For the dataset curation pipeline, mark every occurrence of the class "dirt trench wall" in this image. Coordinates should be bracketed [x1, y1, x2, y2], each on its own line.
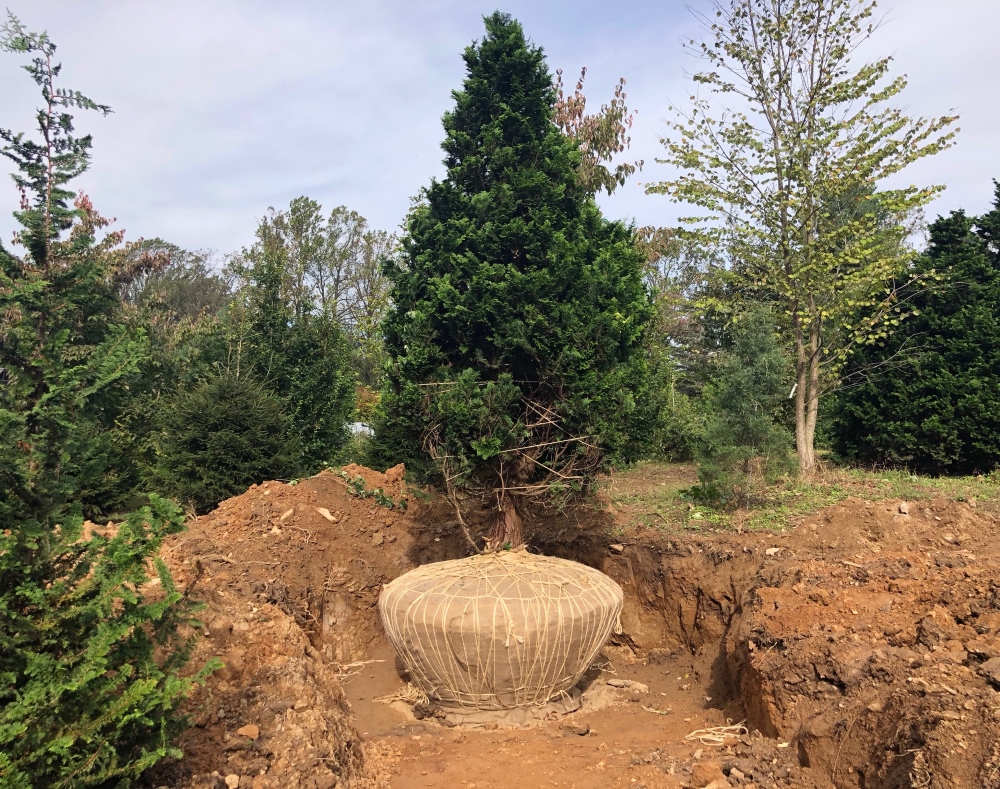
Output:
[586, 500, 1000, 789]
[601, 544, 758, 653]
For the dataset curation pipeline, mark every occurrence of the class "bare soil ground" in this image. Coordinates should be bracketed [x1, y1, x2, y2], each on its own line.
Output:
[148, 464, 1000, 789]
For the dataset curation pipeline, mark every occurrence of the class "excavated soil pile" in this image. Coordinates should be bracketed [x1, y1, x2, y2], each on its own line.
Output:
[155, 466, 1000, 789]
[151, 464, 434, 788]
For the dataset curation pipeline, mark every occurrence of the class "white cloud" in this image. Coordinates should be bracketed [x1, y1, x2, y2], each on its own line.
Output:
[0, 0, 996, 255]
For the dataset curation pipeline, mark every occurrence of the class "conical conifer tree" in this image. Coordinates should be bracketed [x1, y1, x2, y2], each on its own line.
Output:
[376, 12, 650, 548]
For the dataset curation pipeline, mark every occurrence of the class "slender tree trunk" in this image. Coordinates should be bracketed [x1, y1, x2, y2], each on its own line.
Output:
[803, 316, 822, 471]
[487, 493, 524, 550]
[794, 312, 822, 476]
[793, 315, 814, 475]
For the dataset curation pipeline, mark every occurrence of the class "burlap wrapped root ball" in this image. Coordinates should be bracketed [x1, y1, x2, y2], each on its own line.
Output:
[378, 551, 623, 710]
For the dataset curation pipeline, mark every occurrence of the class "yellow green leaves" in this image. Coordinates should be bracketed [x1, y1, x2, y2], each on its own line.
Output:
[648, 0, 957, 472]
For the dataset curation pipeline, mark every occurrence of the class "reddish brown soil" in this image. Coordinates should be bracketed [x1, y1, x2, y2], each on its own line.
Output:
[151, 467, 1000, 789]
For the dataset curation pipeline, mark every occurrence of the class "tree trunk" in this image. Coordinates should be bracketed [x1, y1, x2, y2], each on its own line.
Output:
[793, 316, 813, 475]
[487, 493, 524, 550]
[804, 317, 822, 471]
[794, 314, 821, 477]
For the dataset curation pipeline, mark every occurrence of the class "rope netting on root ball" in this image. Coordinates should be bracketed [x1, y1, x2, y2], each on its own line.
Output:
[378, 551, 623, 716]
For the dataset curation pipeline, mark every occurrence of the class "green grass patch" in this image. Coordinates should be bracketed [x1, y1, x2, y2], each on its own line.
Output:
[606, 461, 1000, 535]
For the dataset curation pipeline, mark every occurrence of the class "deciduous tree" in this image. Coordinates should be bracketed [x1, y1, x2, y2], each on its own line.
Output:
[553, 67, 642, 196]
[648, 0, 958, 474]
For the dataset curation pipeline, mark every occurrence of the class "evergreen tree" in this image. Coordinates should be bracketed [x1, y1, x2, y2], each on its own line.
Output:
[694, 307, 795, 507]
[834, 184, 1000, 474]
[0, 15, 132, 525]
[374, 13, 650, 548]
[107, 242, 233, 511]
[0, 16, 212, 784]
[151, 375, 299, 513]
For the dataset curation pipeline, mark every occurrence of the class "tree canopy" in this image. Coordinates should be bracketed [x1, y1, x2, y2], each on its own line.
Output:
[648, 0, 958, 474]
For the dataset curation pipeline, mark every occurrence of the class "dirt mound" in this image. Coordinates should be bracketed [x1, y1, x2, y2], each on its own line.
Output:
[727, 498, 1000, 788]
[155, 465, 433, 787]
[169, 465, 428, 662]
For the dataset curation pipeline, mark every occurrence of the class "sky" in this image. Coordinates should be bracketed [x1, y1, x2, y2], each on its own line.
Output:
[1, 0, 998, 256]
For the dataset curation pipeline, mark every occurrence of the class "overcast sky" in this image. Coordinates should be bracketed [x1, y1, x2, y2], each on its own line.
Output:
[1, 0, 997, 255]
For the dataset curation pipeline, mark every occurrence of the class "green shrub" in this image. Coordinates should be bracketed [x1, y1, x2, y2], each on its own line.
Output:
[0, 17, 217, 785]
[623, 341, 704, 463]
[231, 200, 357, 472]
[693, 308, 794, 507]
[0, 497, 216, 788]
[151, 375, 299, 512]
[834, 184, 1000, 475]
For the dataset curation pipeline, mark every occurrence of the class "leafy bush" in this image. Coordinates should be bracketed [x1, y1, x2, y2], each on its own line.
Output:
[152, 374, 299, 513]
[834, 185, 1000, 475]
[0, 498, 216, 788]
[623, 341, 704, 463]
[231, 206, 357, 472]
[693, 308, 794, 507]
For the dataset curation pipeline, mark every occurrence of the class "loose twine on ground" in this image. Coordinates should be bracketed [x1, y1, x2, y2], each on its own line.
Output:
[684, 722, 749, 745]
[375, 683, 429, 706]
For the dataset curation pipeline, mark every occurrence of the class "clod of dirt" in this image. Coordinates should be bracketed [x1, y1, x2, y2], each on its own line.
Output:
[691, 759, 726, 786]
[608, 679, 650, 694]
[979, 656, 1000, 686]
[559, 721, 591, 736]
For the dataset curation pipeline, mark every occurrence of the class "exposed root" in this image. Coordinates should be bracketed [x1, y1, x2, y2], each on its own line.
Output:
[333, 659, 386, 680]
[909, 749, 932, 788]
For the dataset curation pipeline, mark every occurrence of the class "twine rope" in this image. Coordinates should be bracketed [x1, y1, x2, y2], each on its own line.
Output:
[379, 553, 623, 710]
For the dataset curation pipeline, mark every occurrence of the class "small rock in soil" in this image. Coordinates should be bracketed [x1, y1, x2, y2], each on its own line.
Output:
[691, 760, 726, 786]
[560, 721, 590, 736]
[607, 678, 649, 693]
[977, 656, 1000, 686]
[236, 724, 259, 740]
[315, 507, 337, 522]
